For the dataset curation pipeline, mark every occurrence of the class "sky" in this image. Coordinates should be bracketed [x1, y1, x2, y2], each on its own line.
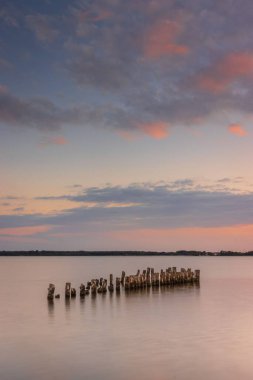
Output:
[1, 0, 253, 251]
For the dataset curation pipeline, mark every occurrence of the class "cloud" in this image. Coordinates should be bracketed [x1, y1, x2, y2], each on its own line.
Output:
[26, 14, 59, 43]
[12, 207, 25, 212]
[0, 84, 198, 139]
[3, 180, 253, 249]
[136, 121, 169, 139]
[39, 136, 69, 146]
[32, 181, 253, 230]
[0, 225, 51, 236]
[196, 53, 253, 93]
[228, 123, 247, 137]
[0, 86, 82, 131]
[3, 0, 253, 139]
[69, 51, 132, 90]
[143, 19, 189, 59]
[73, 8, 112, 37]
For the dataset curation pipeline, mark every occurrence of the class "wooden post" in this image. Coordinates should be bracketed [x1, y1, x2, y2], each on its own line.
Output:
[65, 282, 71, 298]
[121, 271, 125, 286]
[91, 280, 97, 295]
[125, 276, 130, 290]
[80, 283, 86, 298]
[102, 279, 107, 293]
[108, 274, 114, 292]
[116, 277, 121, 292]
[47, 283, 55, 300]
[71, 287, 76, 298]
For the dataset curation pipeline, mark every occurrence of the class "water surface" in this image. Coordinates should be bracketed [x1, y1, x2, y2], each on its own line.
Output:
[0, 256, 253, 380]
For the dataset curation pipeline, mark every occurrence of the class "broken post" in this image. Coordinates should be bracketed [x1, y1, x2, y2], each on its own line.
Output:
[47, 283, 55, 300]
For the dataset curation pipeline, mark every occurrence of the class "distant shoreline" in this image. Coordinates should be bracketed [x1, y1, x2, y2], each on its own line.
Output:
[0, 251, 253, 256]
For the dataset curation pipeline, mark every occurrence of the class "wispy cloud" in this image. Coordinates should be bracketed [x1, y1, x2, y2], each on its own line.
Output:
[0, 225, 51, 236]
[228, 123, 247, 137]
[39, 136, 69, 146]
[2, 179, 253, 248]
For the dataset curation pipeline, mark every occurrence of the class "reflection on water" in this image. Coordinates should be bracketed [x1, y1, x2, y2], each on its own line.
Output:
[0, 256, 253, 380]
[47, 299, 54, 319]
[64, 297, 71, 313]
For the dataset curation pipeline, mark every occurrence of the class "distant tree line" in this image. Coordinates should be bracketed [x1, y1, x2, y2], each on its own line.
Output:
[0, 250, 253, 256]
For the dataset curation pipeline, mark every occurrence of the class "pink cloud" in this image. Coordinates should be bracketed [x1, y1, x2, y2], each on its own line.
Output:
[137, 121, 169, 139]
[39, 136, 69, 146]
[197, 53, 253, 93]
[228, 123, 247, 137]
[143, 19, 189, 59]
[0, 225, 51, 236]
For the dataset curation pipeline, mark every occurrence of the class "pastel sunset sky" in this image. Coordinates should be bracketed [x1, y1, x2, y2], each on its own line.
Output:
[1, 0, 253, 251]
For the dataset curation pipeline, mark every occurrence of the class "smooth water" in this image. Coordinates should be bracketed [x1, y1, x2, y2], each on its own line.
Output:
[0, 256, 253, 380]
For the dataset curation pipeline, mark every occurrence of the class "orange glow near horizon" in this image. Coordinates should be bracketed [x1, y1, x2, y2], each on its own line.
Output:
[0, 225, 51, 236]
[2, 223, 253, 250]
[109, 224, 253, 251]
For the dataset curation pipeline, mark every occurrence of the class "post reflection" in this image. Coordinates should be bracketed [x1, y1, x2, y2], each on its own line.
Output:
[65, 297, 71, 313]
[47, 299, 54, 319]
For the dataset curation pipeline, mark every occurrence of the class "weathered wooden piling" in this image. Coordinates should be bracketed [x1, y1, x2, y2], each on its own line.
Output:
[116, 277, 121, 292]
[80, 283, 86, 298]
[91, 280, 97, 295]
[147, 268, 151, 287]
[121, 271, 125, 285]
[97, 278, 107, 293]
[108, 274, 114, 292]
[48, 265, 200, 301]
[102, 279, 107, 293]
[65, 282, 71, 298]
[47, 283, 55, 300]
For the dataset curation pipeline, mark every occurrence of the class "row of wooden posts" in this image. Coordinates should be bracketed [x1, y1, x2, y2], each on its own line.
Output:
[47, 267, 200, 300]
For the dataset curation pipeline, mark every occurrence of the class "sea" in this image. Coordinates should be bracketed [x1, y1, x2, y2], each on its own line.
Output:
[0, 256, 253, 380]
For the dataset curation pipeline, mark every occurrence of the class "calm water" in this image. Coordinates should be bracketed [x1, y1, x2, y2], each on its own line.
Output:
[0, 256, 253, 380]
